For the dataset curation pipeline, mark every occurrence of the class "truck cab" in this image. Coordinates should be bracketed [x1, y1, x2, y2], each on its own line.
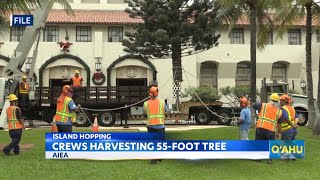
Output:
[261, 78, 312, 126]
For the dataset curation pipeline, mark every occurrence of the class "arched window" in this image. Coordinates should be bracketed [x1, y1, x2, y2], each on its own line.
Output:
[200, 62, 217, 88]
[235, 62, 250, 86]
[272, 62, 287, 82]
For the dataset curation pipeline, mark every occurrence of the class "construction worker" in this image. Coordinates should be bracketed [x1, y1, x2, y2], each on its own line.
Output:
[70, 70, 83, 100]
[278, 94, 299, 160]
[3, 94, 25, 155]
[237, 96, 251, 140]
[143, 85, 166, 165]
[18, 75, 35, 127]
[253, 93, 282, 164]
[53, 85, 80, 132]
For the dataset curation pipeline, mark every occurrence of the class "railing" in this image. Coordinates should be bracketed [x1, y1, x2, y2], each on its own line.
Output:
[36, 86, 149, 106]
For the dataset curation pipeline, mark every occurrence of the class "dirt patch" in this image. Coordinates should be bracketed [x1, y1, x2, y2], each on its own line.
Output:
[0, 144, 37, 151]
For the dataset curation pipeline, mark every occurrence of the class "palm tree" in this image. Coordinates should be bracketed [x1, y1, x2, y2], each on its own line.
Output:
[274, 0, 320, 133]
[0, 0, 73, 34]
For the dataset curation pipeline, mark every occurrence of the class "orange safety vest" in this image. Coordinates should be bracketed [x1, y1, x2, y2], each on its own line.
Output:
[6, 106, 23, 130]
[256, 103, 282, 132]
[54, 96, 76, 123]
[143, 99, 165, 126]
[19, 81, 29, 94]
[72, 76, 82, 87]
[281, 105, 296, 132]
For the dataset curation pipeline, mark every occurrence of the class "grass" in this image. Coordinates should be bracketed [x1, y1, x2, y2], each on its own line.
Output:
[0, 127, 319, 180]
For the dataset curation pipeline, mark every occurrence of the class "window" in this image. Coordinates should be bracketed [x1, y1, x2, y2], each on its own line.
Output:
[235, 62, 250, 86]
[81, 0, 100, 3]
[10, 27, 25, 42]
[316, 30, 320, 42]
[107, 0, 125, 4]
[76, 26, 92, 42]
[43, 26, 59, 42]
[231, 28, 244, 44]
[200, 62, 218, 88]
[272, 62, 287, 82]
[108, 26, 123, 42]
[288, 29, 301, 45]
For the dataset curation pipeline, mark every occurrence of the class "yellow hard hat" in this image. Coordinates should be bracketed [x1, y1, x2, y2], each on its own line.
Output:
[8, 94, 18, 101]
[75, 70, 79, 74]
[22, 76, 27, 79]
[270, 93, 280, 102]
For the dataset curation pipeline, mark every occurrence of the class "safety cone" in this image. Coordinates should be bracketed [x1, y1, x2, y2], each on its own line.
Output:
[51, 119, 58, 132]
[92, 116, 99, 132]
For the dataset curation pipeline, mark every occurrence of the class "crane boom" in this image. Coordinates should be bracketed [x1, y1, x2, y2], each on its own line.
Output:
[0, 0, 55, 130]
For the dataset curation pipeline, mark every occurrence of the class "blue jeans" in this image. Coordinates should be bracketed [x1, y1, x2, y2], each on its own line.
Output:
[240, 129, 249, 140]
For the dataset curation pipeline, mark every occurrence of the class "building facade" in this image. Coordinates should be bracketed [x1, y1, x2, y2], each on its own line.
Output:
[0, 0, 319, 105]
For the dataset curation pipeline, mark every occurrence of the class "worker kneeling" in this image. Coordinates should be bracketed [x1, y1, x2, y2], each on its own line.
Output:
[143, 83, 167, 165]
[253, 93, 282, 164]
[53, 85, 80, 132]
[3, 94, 25, 155]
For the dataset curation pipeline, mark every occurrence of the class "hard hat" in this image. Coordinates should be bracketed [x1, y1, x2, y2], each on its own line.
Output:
[148, 80, 158, 87]
[22, 76, 27, 79]
[149, 86, 158, 97]
[270, 93, 280, 102]
[239, 96, 248, 107]
[62, 85, 73, 95]
[8, 94, 18, 101]
[280, 94, 290, 103]
[75, 70, 79, 74]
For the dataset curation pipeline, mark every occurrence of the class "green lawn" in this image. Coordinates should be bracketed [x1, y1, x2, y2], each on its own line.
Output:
[0, 127, 319, 180]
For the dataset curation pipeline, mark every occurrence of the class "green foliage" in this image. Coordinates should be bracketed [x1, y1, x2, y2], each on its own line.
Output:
[220, 86, 260, 106]
[288, 89, 299, 94]
[123, 0, 222, 81]
[181, 86, 222, 102]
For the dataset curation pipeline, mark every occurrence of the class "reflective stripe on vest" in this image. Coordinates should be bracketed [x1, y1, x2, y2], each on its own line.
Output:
[281, 105, 296, 132]
[19, 82, 29, 94]
[256, 103, 281, 132]
[54, 96, 76, 123]
[144, 99, 165, 126]
[6, 106, 23, 130]
[72, 76, 82, 87]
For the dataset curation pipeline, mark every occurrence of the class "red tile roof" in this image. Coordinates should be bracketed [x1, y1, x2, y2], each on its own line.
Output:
[47, 10, 142, 24]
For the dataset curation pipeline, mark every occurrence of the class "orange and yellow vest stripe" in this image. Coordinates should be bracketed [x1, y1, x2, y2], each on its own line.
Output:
[7, 106, 23, 130]
[143, 99, 165, 126]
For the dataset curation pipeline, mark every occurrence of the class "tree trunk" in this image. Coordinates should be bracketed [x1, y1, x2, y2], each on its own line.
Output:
[249, 0, 257, 128]
[305, 3, 317, 129]
[172, 41, 182, 83]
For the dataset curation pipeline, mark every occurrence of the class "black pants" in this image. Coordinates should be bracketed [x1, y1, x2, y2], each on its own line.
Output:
[3, 129, 23, 154]
[18, 94, 29, 108]
[147, 126, 165, 162]
[255, 128, 275, 140]
[57, 124, 73, 132]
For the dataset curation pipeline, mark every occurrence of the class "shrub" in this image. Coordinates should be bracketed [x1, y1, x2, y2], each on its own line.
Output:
[220, 86, 260, 107]
[181, 86, 222, 102]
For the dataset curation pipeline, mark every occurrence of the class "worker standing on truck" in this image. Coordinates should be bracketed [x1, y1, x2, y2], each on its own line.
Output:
[143, 85, 166, 165]
[253, 93, 282, 164]
[3, 94, 25, 155]
[237, 96, 251, 140]
[53, 85, 79, 132]
[278, 94, 299, 160]
[70, 70, 83, 100]
[18, 75, 35, 128]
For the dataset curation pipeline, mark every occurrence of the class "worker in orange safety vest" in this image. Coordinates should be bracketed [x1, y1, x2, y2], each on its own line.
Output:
[252, 93, 282, 164]
[53, 85, 80, 132]
[18, 75, 29, 109]
[70, 70, 83, 100]
[3, 94, 25, 155]
[143, 83, 167, 165]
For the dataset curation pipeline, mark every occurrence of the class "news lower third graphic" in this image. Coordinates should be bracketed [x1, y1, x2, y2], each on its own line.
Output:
[45, 133, 305, 160]
[10, 15, 34, 26]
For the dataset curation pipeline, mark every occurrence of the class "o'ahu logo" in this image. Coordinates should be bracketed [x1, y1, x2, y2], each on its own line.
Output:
[270, 140, 304, 159]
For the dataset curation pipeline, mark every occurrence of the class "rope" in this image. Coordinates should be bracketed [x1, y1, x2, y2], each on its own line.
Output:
[81, 97, 150, 112]
[182, 67, 235, 120]
[80, 67, 179, 112]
